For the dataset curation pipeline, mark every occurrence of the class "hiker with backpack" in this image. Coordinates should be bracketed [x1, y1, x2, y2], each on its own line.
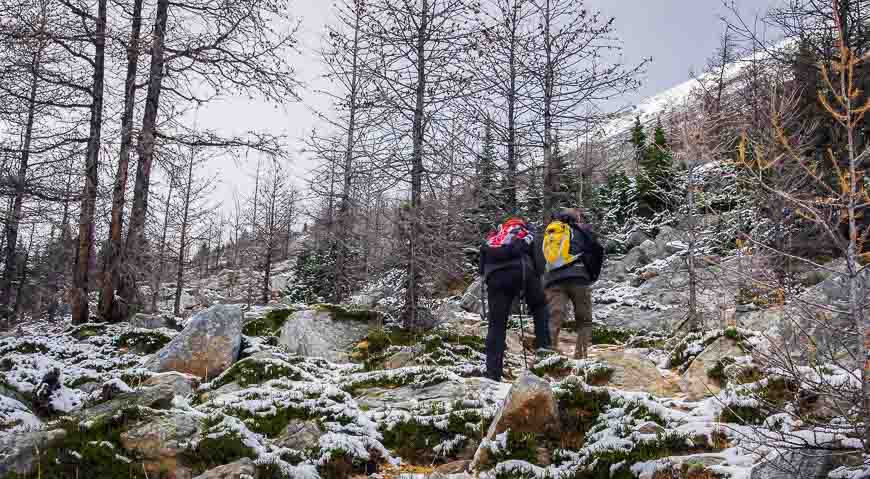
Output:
[540, 208, 605, 359]
[479, 217, 551, 381]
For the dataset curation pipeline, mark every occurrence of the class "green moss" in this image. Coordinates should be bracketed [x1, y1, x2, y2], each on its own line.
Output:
[243, 308, 296, 337]
[182, 419, 256, 472]
[0, 339, 49, 355]
[719, 405, 766, 425]
[69, 323, 109, 341]
[115, 330, 172, 354]
[555, 380, 610, 449]
[582, 432, 696, 479]
[591, 326, 634, 345]
[313, 303, 381, 323]
[210, 357, 303, 390]
[705, 357, 736, 386]
[381, 408, 481, 462]
[36, 407, 148, 479]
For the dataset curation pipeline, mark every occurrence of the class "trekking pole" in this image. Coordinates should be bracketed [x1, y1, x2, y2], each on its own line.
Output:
[479, 278, 488, 323]
[518, 258, 530, 370]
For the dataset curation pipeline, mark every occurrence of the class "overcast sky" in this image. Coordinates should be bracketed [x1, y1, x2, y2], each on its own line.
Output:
[198, 0, 777, 216]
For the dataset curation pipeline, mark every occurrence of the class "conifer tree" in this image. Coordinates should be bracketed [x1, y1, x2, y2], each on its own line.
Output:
[468, 121, 502, 235]
[522, 161, 544, 224]
[629, 116, 647, 170]
[637, 119, 674, 216]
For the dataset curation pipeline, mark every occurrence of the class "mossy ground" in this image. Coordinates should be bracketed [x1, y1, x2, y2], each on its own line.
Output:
[313, 303, 382, 323]
[115, 330, 173, 354]
[209, 356, 303, 390]
[381, 407, 482, 462]
[243, 308, 296, 337]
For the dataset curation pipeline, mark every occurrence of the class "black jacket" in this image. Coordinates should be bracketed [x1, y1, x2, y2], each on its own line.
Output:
[480, 238, 534, 278]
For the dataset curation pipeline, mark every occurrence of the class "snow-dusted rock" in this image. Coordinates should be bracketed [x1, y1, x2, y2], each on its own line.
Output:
[142, 371, 200, 398]
[278, 308, 373, 363]
[594, 349, 681, 397]
[192, 458, 257, 479]
[130, 313, 171, 330]
[679, 337, 745, 401]
[120, 410, 202, 478]
[470, 372, 560, 471]
[0, 429, 65, 477]
[654, 226, 680, 256]
[275, 419, 324, 451]
[75, 383, 175, 423]
[622, 246, 651, 272]
[750, 449, 840, 479]
[146, 305, 244, 380]
[460, 277, 484, 314]
[383, 349, 418, 370]
[357, 376, 502, 412]
[639, 239, 658, 258]
[0, 394, 41, 432]
[627, 231, 651, 248]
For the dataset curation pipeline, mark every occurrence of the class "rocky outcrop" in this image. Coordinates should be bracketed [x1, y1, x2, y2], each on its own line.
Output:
[278, 307, 374, 363]
[75, 384, 175, 423]
[0, 429, 66, 477]
[470, 372, 560, 471]
[275, 419, 324, 451]
[750, 449, 857, 479]
[120, 410, 202, 478]
[357, 376, 502, 412]
[595, 349, 682, 397]
[192, 458, 258, 479]
[680, 337, 746, 400]
[627, 231, 651, 248]
[130, 313, 173, 330]
[460, 277, 484, 314]
[146, 305, 244, 380]
[142, 371, 200, 398]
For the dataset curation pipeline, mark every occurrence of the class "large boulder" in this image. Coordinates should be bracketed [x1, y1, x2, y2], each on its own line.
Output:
[622, 246, 651, 272]
[679, 337, 746, 401]
[357, 376, 503, 412]
[654, 226, 680, 256]
[75, 383, 175, 423]
[120, 410, 202, 478]
[594, 349, 682, 397]
[0, 429, 66, 477]
[146, 305, 244, 380]
[192, 458, 258, 479]
[470, 372, 561, 471]
[460, 277, 484, 314]
[142, 372, 200, 398]
[278, 307, 377, 363]
[750, 449, 859, 479]
[275, 419, 324, 451]
[626, 231, 651, 248]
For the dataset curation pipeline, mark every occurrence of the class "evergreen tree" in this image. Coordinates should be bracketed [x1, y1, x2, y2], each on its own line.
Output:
[599, 169, 637, 228]
[522, 162, 544, 224]
[467, 121, 502, 236]
[637, 119, 674, 216]
[629, 116, 647, 169]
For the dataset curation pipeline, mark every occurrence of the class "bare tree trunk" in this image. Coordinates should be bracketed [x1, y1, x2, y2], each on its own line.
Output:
[71, 0, 108, 325]
[261, 182, 277, 303]
[505, 0, 520, 212]
[150, 179, 174, 313]
[99, 0, 144, 321]
[174, 155, 194, 316]
[13, 224, 36, 320]
[1, 54, 40, 326]
[334, 7, 362, 303]
[246, 157, 261, 308]
[120, 0, 170, 312]
[404, 0, 428, 330]
[540, 0, 556, 219]
[685, 161, 699, 330]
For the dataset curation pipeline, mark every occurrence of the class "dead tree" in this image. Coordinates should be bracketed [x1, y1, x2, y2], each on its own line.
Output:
[71, 0, 108, 325]
[524, 0, 647, 218]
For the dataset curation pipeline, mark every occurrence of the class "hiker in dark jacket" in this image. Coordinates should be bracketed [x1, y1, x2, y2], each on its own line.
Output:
[480, 218, 551, 381]
[542, 208, 599, 359]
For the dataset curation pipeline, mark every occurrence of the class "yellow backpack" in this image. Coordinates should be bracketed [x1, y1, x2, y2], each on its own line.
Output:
[542, 220, 581, 272]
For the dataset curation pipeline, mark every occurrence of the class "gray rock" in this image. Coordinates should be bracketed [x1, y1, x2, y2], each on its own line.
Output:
[75, 384, 175, 423]
[654, 226, 680, 256]
[750, 450, 840, 479]
[275, 419, 323, 451]
[192, 458, 257, 479]
[434, 300, 465, 324]
[120, 410, 202, 477]
[146, 305, 243, 380]
[0, 429, 66, 477]
[622, 247, 650, 272]
[130, 313, 169, 330]
[470, 372, 560, 471]
[626, 231, 651, 248]
[639, 239, 658, 257]
[680, 337, 747, 400]
[278, 309, 372, 363]
[635, 421, 665, 434]
[357, 376, 502, 412]
[460, 277, 484, 315]
[200, 381, 243, 403]
[142, 372, 200, 398]
[383, 349, 418, 370]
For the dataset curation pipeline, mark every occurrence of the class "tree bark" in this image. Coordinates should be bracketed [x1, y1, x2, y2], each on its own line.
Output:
[150, 179, 174, 313]
[13, 224, 36, 320]
[0, 49, 40, 326]
[540, 0, 556, 220]
[99, 0, 144, 321]
[505, 0, 520, 212]
[120, 0, 170, 313]
[334, 5, 362, 303]
[403, 0, 428, 330]
[71, 0, 108, 325]
[261, 179, 277, 303]
[174, 155, 194, 316]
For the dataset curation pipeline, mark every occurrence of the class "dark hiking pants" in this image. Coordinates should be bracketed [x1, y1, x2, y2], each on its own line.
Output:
[484, 263, 551, 381]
